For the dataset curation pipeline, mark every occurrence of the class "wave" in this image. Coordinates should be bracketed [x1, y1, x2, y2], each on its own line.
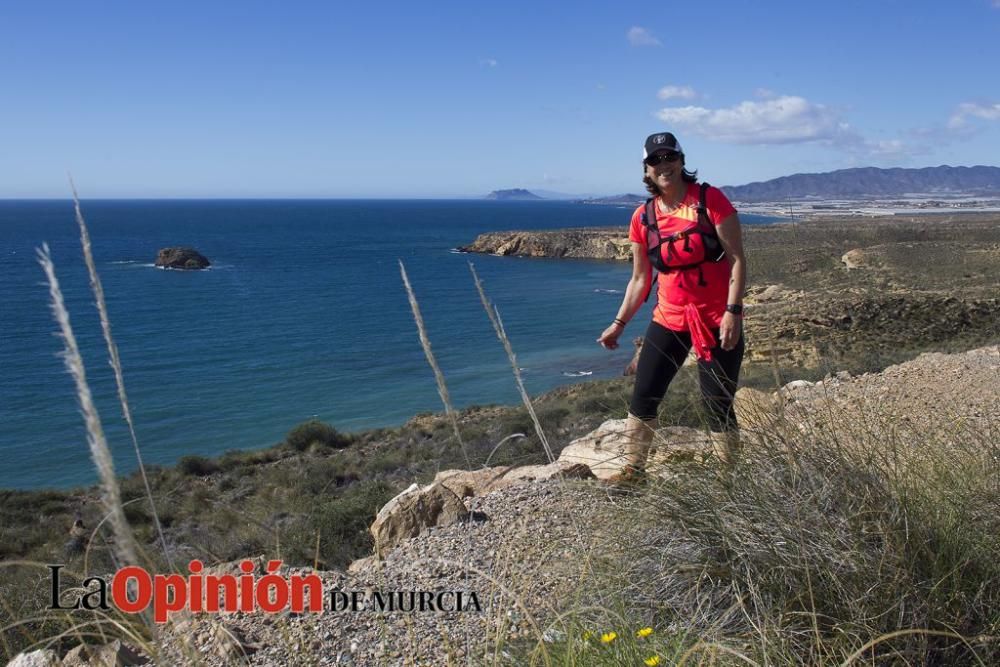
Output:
[594, 288, 622, 294]
[562, 370, 593, 377]
[152, 264, 232, 271]
[155, 265, 215, 271]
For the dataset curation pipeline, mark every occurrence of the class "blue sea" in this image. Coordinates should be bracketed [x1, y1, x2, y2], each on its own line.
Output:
[0, 200, 779, 490]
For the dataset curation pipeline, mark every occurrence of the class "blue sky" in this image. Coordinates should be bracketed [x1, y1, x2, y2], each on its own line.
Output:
[2, 1, 999, 198]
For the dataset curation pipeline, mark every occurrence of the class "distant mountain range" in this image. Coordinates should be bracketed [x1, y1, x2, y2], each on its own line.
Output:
[487, 165, 1000, 205]
[720, 165, 1000, 202]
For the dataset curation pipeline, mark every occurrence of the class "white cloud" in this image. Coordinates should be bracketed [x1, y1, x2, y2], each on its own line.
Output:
[655, 93, 925, 160]
[627, 26, 661, 47]
[657, 85, 696, 100]
[656, 95, 849, 144]
[947, 101, 1000, 128]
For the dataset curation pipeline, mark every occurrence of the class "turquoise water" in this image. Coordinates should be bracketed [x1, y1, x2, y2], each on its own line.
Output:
[0, 200, 777, 489]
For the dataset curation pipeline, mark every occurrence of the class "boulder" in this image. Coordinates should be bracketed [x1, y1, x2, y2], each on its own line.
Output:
[557, 419, 632, 480]
[6, 650, 59, 667]
[155, 247, 211, 270]
[434, 461, 592, 498]
[558, 419, 721, 480]
[370, 482, 468, 557]
[756, 284, 787, 302]
[434, 467, 515, 498]
[841, 248, 866, 270]
[734, 387, 784, 431]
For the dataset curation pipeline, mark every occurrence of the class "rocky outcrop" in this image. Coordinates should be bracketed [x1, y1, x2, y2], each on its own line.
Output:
[155, 247, 211, 270]
[841, 248, 867, 269]
[459, 229, 632, 260]
[369, 482, 468, 557]
[6, 651, 59, 667]
[434, 460, 592, 498]
[557, 419, 720, 480]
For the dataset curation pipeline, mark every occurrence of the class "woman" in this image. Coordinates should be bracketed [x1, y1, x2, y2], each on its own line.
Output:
[597, 131, 746, 481]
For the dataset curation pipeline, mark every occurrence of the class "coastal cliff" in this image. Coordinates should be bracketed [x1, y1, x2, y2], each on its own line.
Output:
[460, 228, 632, 260]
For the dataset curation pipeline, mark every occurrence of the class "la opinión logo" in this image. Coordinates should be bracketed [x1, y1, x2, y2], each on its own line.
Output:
[48, 560, 481, 623]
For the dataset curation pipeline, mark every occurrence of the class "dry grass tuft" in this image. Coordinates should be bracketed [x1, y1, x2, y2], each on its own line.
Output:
[36, 244, 140, 570]
[70, 182, 173, 570]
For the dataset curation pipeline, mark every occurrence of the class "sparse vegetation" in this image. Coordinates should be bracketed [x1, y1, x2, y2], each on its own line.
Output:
[284, 419, 352, 452]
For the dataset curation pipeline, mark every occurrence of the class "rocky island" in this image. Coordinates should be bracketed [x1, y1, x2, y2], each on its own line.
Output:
[155, 246, 211, 270]
[483, 188, 543, 200]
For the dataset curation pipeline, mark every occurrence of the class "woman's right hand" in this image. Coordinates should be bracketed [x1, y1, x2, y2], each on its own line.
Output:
[597, 322, 625, 349]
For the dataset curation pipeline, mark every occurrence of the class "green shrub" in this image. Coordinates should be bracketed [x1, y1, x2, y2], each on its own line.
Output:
[177, 455, 221, 476]
[285, 419, 352, 451]
[284, 480, 398, 567]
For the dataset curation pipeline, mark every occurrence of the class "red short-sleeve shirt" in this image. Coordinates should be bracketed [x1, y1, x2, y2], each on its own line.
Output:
[629, 183, 737, 331]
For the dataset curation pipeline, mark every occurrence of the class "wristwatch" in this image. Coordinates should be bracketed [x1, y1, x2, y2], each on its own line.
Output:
[725, 304, 743, 315]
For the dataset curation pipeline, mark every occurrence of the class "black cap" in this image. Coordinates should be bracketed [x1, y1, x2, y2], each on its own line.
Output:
[643, 132, 683, 159]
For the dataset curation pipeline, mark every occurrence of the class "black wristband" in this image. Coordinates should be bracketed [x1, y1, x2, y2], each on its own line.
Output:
[613, 318, 627, 327]
[725, 304, 743, 315]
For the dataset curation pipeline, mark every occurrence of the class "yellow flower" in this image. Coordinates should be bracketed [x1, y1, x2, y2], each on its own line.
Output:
[636, 627, 654, 638]
[600, 631, 618, 644]
[582, 630, 593, 640]
[644, 656, 661, 666]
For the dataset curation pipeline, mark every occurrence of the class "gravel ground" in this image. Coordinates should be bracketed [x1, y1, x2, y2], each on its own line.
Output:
[154, 481, 640, 666]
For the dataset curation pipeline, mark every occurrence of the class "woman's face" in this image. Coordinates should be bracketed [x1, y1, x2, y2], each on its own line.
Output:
[644, 150, 684, 193]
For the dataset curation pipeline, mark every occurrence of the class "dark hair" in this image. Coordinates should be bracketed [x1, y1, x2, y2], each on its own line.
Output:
[642, 156, 698, 196]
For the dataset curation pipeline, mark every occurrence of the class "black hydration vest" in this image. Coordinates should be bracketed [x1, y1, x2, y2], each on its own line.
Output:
[641, 182, 725, 296]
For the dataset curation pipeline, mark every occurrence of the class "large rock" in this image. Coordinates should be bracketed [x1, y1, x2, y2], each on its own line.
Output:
[733, 387, 785, 433]
[155, 247, 211, 270]
[6, 650, 59, 667]
[840, 248, 866, 270]
[556, 419, 632, 480]
[434, 461, 592, 498]
[370, 482, 468, 557]
[558, 419, 720, 480]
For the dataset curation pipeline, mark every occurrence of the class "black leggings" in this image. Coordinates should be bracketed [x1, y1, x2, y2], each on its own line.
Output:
[628, 320, 745, 432]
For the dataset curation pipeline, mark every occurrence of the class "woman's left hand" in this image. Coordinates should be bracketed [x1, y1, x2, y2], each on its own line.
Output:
[719, 311, 741, 351]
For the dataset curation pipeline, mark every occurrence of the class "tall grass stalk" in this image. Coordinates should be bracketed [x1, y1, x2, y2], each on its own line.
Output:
[398, 260, 471, 469]
[469, 262, 554, 463]
[70, 183, 173, 571]
[36, 244, 140, 569]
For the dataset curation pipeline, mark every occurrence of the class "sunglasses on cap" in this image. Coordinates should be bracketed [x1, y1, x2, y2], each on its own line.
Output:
[644, 151, 682, 167]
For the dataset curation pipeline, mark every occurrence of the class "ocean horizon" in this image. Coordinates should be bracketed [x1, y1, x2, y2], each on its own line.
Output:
[0, 199, 781, 490]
